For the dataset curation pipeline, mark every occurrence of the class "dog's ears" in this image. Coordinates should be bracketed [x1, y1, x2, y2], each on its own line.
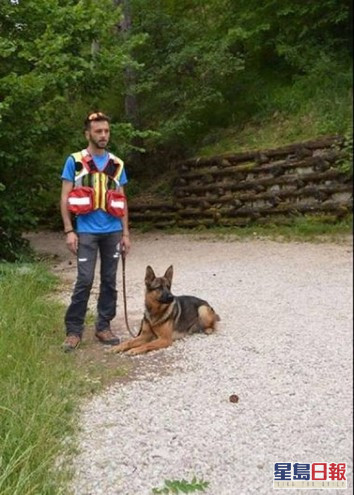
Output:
[145, 265, 156, 285]
[164, 265, 173, 285]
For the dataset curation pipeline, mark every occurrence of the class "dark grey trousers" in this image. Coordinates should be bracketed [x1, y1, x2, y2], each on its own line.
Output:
[65, 232, 122, 336]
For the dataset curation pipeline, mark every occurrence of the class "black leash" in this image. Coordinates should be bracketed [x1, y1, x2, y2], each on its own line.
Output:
[120, 248, 139, 338]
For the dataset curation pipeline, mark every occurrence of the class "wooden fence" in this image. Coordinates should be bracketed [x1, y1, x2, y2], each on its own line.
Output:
[129, 136, 352, 228]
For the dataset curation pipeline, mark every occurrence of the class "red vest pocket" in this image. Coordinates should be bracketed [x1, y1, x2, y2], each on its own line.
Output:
[67, 187, 94, 215]
[106, 190, 126, 217]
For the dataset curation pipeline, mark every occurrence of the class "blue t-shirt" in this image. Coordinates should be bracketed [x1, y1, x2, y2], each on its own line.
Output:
[61, 151, 128, 234]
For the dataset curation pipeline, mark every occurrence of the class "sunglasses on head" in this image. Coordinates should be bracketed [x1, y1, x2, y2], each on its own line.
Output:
[87, 112, 108, 121]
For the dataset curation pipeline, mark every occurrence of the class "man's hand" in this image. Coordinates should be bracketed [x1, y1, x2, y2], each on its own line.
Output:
[121, 234, 131, 255]
[66, 232, 78, 254]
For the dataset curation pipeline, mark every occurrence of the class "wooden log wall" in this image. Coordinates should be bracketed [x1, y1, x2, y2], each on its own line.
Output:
[129, 136, 352, 228]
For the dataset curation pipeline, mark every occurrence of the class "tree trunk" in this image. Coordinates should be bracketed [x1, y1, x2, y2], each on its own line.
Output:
[114, 0, 143, 169]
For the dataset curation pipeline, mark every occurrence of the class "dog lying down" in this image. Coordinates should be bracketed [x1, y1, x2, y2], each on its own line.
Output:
[110, 265, 220, 356]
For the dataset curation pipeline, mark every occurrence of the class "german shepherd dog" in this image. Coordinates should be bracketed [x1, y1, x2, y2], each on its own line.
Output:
[110, 265, 220, 356]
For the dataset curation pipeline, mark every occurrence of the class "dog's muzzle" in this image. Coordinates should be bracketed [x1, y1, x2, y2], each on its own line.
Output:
[159, 291, 174, 304]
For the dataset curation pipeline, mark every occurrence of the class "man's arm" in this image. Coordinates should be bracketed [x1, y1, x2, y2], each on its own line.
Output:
[60, 180, 78, 254]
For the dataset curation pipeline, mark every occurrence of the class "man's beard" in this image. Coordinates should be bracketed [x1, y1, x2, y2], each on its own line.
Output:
[90, 136, 108, 149]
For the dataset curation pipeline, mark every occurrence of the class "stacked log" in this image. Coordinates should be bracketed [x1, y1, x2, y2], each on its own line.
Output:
[128, 136, 352, 228]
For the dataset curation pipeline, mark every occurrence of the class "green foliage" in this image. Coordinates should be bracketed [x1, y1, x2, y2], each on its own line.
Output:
[232, 0, 351, 67]
[0, 261, 128, 493]
[0, 0, 131, 260]
[130, 0, 245, 150]
[199, 61, 352, 157]
[128, 0, 351, 156]
[0, 228, 33, 263]
[0, 264, 72, 494]
[152, 477, 209, 494]
[267, 56, 352, 135]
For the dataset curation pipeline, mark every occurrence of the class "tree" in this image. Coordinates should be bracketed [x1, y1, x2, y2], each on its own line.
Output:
[0, 0, 126, 260]
[129, 0, 245, 158]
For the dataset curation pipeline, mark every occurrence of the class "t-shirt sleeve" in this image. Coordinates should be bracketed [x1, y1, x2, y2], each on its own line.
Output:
[119, 166, 128, 187]
[61, 156, 75, 182]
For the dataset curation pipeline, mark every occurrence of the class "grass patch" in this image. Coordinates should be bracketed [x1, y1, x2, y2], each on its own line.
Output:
[152, 477, 209, 494]
[215, 215, 353, 242]
[0, 263, 126, 494]
[198, 109, 349, 158]
[135, 214, 353, 243]
[198, 60, 352, 157]
[198, 113, 318, 157]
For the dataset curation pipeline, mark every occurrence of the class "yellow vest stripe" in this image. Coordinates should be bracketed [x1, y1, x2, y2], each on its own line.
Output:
[93, 174, 100, 210]
[100, 174, 106, 211]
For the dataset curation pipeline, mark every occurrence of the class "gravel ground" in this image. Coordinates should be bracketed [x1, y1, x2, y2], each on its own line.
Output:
[29, 232, 353, 495]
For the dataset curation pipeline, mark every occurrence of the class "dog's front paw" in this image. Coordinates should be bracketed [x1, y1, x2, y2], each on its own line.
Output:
[108, 344, 124, 354]
[125, 348, 142, 356]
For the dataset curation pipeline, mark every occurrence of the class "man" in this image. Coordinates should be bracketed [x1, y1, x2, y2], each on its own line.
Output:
[60, 111, 131, 352]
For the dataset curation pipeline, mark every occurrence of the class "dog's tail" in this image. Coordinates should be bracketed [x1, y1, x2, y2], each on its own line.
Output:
[209, 305, 221, 321]
[199, 305, 220, 328]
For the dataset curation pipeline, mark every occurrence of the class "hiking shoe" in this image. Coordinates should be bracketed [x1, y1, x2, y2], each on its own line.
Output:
[62, 334, 81, 352]
[95, 329, 120, 345]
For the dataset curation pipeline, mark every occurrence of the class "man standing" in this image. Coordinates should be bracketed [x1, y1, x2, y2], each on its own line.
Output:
[60, 111, 131, 351]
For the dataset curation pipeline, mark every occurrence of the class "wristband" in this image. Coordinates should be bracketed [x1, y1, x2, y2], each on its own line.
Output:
[64, 229, 74, 235]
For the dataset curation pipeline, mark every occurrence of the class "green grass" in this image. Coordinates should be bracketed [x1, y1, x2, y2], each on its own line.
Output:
[0, 263, 115, 495]
[198, 105, 351, 158]
[198, 61, 352, 157]
[198, 112, 326, 157]
[152, 477, 210, 494]
[208, 215, 353, 242]
[134, 214, 352, 242]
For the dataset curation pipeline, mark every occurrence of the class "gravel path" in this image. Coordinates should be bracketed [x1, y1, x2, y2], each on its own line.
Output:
[29, 232, 353, 494]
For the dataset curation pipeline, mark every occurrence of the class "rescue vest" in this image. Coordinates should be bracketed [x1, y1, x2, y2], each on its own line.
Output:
[67, 149, 126, 217]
